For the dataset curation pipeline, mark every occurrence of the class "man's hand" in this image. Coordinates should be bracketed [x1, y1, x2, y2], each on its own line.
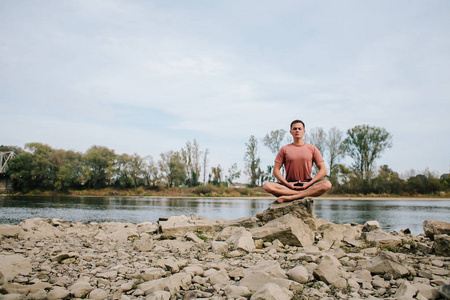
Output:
[287, 181, 310, 190]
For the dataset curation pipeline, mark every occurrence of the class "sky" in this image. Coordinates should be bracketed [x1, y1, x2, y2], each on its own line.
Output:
[1, 0, 449, 181]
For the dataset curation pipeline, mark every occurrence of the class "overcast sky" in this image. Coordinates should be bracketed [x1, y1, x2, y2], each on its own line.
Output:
[1, 0, 449, 181]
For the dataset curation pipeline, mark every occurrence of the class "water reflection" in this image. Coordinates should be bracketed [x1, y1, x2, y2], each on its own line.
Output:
[0, 196, 448, 234]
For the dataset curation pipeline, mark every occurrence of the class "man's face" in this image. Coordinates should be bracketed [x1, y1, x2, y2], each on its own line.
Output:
[290, 122, 305, 138]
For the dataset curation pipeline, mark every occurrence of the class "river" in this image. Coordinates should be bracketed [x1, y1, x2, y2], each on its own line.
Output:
[0, 196, 449, 234]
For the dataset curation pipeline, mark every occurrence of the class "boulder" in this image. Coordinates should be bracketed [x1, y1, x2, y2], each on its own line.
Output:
[68, 281, 94, 298]
[318, 223, 362, 248]
[395, 281, 419, 299]
[251, 214, 314, 247]
[0, 255, 32, 281]
[47, 287, 70, 300]
[362, 229, 402, 248]
[138, 273, 192, 295]
[225, 228, 255, 252]
[365, 252, 410, 279]
[211, 241, 229, 254]
[287, 265, 310, 283]
[250, 282, 294, 300]
[313, 255, 342, 284]
[18, 218, 64, 239]
[363, 220, 380, 232]
[224, 284, 252, 298]
[423, 220, 450, 239]
[159, 215, 232, 238]
[0, 225, 25, 238]
[433, 234, 450, 257]
[240, 261, 293, 292]
[256, 197, 316, 230]
[136, 222, 159, 234]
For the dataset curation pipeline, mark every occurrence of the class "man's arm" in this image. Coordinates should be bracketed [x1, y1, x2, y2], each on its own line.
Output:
[272, 162, 301, 190]
[301, 161, 327, 189]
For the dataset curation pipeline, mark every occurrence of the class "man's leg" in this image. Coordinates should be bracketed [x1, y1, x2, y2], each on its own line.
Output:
[264, 180, 332, 203]
[263, 182, 298, 197]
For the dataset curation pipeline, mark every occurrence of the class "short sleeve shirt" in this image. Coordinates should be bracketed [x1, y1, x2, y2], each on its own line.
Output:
[275, 143, 324, 182]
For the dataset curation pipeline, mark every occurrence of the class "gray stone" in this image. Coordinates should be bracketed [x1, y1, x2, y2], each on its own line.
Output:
[0, 225, 25, 238]
[224, 285, 252, 298]
[363, 220, 380, 232]
[145, 291, 171, 300]
[226, 228, 255, 252]
[287, 265, 310, 283]
[211, 241, 229, 254]
[423, 220, 450, 239]
[433, 234, 450, 257]
[256, 197, 316, 230]
[250, 282, 293, 300]
[251, 214, 314, 247]
[365, 252, 410, 279]
[88, 288, 108, 299]
[362, 229, 402, 248]
[0, 255, 32, 281]
[68, 281, 94, 298]
[313, 255, 342, 284]
[47, 287, 70, 300]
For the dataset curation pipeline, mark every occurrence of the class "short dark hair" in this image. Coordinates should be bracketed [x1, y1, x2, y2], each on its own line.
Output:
[290, 120, 305, 130]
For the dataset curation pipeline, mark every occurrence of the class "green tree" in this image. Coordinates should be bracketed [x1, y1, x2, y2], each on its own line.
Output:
[406, 170, 441, 194]
[115, 153, 133, 188]
[25, 143, 55, 189]
[181, 140, 202, 187]
[225, 163, 241, 186]
[159, 151, 186, 187]
[143, 155, 159, 187]
[244, 135, 261, 187]
[84, 146, 116, 188]
[0, 145, 24, 156]
[7, 152, 34, 192]
[372, 165, 403, 194]
[210, 165, 222, 186]
[129, 153, 144, 188]
[55, 150, 84, 191]
[343, 125, 393, 183]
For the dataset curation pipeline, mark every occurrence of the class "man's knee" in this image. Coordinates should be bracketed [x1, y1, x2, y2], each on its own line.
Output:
[320, 180, 332, 192]
[263, 182, 274, 192]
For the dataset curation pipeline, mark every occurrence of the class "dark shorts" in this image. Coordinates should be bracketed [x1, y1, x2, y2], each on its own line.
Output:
[278, 179, 319, 189]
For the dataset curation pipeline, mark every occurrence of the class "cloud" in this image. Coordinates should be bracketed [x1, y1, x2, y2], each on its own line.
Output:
[1, 0, 449, 178]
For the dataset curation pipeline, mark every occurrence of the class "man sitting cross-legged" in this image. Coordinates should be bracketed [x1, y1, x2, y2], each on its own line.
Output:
[263, 119, 332, 203]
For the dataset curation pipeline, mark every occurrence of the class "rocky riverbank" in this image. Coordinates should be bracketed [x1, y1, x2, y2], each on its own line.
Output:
[0, 198, 449, 300]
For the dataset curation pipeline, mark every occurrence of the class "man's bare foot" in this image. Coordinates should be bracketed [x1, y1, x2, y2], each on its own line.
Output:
[277, 195, 304, 203]
[277, 195, 292, 203]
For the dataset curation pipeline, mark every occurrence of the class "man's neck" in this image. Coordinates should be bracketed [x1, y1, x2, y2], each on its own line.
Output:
[292, 138, 305, 146]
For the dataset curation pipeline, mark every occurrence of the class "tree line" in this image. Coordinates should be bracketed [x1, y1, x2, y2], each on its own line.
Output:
[1, 124, 448, 195]
[0, 140, 240, 193]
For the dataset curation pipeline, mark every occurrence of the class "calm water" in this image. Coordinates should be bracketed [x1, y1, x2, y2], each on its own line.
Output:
[0, 196, 448, 234]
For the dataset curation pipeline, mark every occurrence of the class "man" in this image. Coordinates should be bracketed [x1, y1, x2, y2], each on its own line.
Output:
[263, 120, 332, 203]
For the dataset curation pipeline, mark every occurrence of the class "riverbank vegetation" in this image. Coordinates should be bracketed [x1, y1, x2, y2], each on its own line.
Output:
[1, 124, 449, 197]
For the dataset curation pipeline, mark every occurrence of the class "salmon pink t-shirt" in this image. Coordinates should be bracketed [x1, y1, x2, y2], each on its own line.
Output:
[275, 143, 324, 182]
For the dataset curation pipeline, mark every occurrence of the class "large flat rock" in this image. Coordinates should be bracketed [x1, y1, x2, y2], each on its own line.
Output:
[256, 197, 316, 230]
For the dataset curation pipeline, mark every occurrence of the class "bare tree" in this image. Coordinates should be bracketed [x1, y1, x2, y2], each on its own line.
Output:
[244, 135, 261, 187]
[263, 129, 286, 155]
[202, 148, 209, 185]
[326, 127, 345, 184]
[306, 127, 327, 155]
